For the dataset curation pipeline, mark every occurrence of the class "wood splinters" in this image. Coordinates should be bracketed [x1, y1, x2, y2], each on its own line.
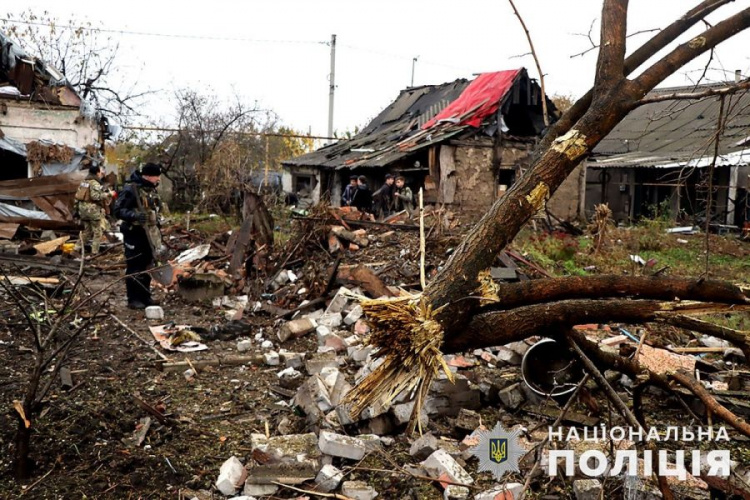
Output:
[13, 400, 30, 429]
[551, 129, 587, 159]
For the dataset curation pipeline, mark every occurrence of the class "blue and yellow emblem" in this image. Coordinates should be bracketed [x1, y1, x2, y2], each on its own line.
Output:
[489, 438, 508, 464]
[471, 423, 524, 480]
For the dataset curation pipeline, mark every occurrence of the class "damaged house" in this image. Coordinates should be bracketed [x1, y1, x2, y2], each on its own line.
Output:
[283, 68, 563, 217]
[578, 82, 750, 226]
[0, 31, 108, 231]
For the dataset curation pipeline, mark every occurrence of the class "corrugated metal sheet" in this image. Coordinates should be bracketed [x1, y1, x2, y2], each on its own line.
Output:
[591, 83, 750, 168]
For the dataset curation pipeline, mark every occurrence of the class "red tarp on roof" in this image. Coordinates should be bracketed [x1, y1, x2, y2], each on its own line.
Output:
[422, 69, 521, 129]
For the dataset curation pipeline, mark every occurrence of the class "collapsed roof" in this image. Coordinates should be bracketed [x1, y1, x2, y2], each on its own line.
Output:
[284, 68, 555, 170]
[590, 83, 750, 169]
[0, 31, 85, 108]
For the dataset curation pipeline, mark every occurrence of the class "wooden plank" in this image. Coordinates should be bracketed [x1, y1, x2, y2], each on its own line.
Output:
[0, 171, 85, 198]
[0, 223, 19, 239]
[30, 196, 67, 222]
[160, 355, 264, 373]
[51, 198, 73, 220]
[438, 145, 457, 204]
[228, 215, 254, 278]
[0, 215, 78, 230]
[1, 276, 61, 285]
[33, 236, 70, 255]
[498, 251, 529, 281]
[672, 347, 728, 353]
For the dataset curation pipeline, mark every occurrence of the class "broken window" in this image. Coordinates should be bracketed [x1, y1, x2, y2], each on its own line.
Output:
[497, 169, 516, 197]
[293, 174, 315, 196]
[0, 148, 28, 181]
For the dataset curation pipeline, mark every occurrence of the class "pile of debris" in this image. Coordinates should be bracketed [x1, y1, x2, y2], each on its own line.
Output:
[172, 275, 750, 500]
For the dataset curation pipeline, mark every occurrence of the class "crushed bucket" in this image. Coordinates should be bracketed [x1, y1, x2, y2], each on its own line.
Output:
[521, 338, 585, 397]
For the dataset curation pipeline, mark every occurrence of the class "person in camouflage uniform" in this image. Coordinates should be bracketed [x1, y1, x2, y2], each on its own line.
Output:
[74, 166, 112, 254]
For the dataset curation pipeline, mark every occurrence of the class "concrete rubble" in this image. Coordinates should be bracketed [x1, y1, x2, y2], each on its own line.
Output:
[215, 456, 247, 496]
[203, 279, 728, 500]
[315, 464, 344, 492]
[573, 479, 603, 500]
[341, 480, 379, 500]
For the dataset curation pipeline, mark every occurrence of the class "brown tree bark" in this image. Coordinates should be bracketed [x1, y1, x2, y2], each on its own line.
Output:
[537, 0, 736, 154]
[481, 275, 750, 311]
[565, 327, 750, 438]
[444, 298, 746, 353]
[424, 6, 750, 339]
[350, 1, 750, 439]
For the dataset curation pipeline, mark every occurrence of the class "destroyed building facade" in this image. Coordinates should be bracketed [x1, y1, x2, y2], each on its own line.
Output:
[0, 31, 108, 228]
[574, 83, 750, 226]
[283, 68, 564, 218]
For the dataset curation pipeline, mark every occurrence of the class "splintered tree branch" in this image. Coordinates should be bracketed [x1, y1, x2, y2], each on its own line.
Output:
[670, 371, 750, 436]
[507, 0, 549, 126]
[566, 327, 750, 438]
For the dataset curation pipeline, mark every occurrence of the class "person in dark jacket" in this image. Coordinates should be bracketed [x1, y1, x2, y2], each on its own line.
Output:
[113, 163, 163, 309]
[351, 175, 372, 213]
[372, 173, 395, 219]
[341, 175, 358, 206]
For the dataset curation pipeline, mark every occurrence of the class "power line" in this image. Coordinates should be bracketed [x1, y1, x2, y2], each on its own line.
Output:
[1, 17, 473, 72]
[0, 18, 327, 46]
[123, 125, 336, 141]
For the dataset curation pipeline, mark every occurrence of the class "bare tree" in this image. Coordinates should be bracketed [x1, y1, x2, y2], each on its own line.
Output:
[1, 257, 109, 479]
[346, 5, 750, 495]
[129, 89, 315, 212]
[2, 10, 149, 121]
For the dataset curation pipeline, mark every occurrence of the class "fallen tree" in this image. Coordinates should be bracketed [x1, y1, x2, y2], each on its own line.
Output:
[344, 0, 750, 466]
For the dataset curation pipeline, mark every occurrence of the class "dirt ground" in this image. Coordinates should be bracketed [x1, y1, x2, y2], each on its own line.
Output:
[1, 217, 749, 499]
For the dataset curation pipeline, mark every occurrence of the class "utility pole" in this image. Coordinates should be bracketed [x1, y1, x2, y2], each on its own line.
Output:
[411, 57, 418, 87]
[264, 134, 269, 190]
[327, 34, 337, 141]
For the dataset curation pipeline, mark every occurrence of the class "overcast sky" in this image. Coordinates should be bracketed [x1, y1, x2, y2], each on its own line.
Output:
[6, 1, 750, 136]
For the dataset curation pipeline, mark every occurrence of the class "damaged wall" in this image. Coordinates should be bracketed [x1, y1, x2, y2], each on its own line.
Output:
[0, 100, 99, 149]
[283, 166, 322, 205]
[452, 144, 495, 211]
[547, 163, 585, 221]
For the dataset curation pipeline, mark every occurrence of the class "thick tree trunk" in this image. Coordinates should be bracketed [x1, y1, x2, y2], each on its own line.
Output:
[446, 299, 674, 352]
[424, 6, 750, 340]
[14, 420, 31, 480]
[425, 90, 637, 334]
[481, 275, 750, 311]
